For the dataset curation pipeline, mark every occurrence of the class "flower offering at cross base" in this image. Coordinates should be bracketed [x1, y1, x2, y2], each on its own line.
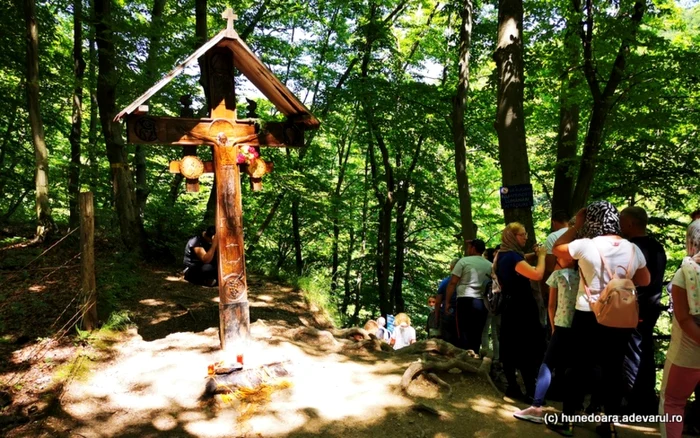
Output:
[237, 145, 260, 165]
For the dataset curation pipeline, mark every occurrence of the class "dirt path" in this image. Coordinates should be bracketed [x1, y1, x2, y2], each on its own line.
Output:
[2, 265, 667, 437]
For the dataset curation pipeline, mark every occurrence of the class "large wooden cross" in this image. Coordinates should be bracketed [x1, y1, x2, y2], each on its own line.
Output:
[118, 8, 315, 352]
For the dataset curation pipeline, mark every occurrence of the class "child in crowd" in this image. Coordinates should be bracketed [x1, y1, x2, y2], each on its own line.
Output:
[426, 295, 440, 338]
[390, 313, 416, 350]
[376, 316, 390, 342]
[514, 256, 578, 423]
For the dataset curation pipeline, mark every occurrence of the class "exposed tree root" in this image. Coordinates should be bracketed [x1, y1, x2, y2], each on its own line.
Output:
[425, 372, 452, 398]
[412, 401, 441, 416]
[400, 358, 480, 393]
[329, 327, 372, 340]
[394, 338, 479, 360]
[284, 326, 393, 353]
[342, 337, 393, 353]
[399, 340, 500, 397]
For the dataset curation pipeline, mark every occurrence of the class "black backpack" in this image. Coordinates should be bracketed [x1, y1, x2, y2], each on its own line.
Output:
[483, 253, 504, 315]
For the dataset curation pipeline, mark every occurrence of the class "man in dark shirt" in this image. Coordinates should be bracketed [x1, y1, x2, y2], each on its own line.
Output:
[183, 226, 219, 287]
[621, 206, 667, 414]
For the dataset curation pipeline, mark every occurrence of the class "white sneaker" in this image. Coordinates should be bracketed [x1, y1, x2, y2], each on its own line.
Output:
[513, 406, 544, 424]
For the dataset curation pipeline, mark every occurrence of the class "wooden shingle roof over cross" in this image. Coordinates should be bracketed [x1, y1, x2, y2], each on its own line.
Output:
[113, 8, 320, 351]
[115, 9, 319, 130]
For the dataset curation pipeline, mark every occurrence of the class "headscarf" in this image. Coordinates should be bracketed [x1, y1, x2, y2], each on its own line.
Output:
[581, 200, 621, 238]
[500, 222, 525, 255]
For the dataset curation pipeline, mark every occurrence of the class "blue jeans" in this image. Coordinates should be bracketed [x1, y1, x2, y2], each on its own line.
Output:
[533, 326, 573, 407]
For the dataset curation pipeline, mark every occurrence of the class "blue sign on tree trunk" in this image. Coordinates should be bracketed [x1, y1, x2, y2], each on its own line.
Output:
[500, 184, 534, 209]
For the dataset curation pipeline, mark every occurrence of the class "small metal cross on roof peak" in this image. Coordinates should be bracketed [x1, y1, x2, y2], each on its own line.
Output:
[222, 7, 238, 32]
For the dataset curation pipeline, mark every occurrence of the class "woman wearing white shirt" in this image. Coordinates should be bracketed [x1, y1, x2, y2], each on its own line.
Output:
[659, 220, 700, 438]
[551, 201, 650, 437]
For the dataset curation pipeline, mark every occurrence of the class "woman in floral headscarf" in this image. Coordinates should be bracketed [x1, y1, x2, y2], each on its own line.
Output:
[496, 222, 547, 402]
[551, 201, 650, 437]
[659, 220, 700, 438]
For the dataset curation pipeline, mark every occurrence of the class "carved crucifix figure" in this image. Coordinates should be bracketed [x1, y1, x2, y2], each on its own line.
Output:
[117, 8, 318, 351]
[128, 52, 287, 350]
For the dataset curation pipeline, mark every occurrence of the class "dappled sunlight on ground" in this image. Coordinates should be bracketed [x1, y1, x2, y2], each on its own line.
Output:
[139, 298, 167, 306]
[2, 267, 667, 437]
[52, 326, 416, 437]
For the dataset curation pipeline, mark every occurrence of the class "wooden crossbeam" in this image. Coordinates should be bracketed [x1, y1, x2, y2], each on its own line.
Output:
[124, 115, 304, 148]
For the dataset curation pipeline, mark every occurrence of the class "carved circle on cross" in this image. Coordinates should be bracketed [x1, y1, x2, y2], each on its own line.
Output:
[222, 272, 246, 302]
[134, 117, 158, 142]
[179, 155, 205, 179]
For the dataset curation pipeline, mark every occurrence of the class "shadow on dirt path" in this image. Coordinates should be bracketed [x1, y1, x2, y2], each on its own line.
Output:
[1, 264, 669, 437]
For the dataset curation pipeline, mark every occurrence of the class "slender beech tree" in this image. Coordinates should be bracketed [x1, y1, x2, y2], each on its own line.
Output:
[94, 0, 144, 251]
[87, 2, 99, 195]
[68, 0, 86, 230]
[24, 0, 55, 240]
[361, 3, 393, 317]
[331, 126, 354, 293]
[390, 135, 423, 313]
[451, 0, 476, 247]
[569, 0, 645, 211]
[550, 11, 581, 219]
[493, 0, 535, 245]
[135, 0, 167, 216]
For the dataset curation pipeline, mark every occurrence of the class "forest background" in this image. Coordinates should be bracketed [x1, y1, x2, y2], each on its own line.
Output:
[1, 0, 699, 349]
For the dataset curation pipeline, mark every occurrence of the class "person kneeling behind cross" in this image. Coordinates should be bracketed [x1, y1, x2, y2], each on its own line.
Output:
[183, 226, 219, 287]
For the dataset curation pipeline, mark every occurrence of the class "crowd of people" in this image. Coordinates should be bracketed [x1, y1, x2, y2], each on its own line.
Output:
[183, 203, 699, 437]
[422, 202, 699, 438]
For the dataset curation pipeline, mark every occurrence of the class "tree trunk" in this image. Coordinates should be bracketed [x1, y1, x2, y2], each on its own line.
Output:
[452, 0, 476, 249]
[195, 0, 218, 226]
[24, 0, 55, 241]
[390, 135, 422, 314]
[291, 197, 303, 276]
[360, 7, 395, 316]
[570, 101, 608, 210]
[247, 192, 284, 254]
[0, 109, 19, 200]
[550, 16, 581, 219]
[493, 0, 535, 246]
[569, 0, 645, 211]
[87, 15, 98, 195]
[171, 0, 205, 207]
[341, 227, 356, 316]
[94, 0, 144, 252]
[344, 154, 370, 318]
[135, 0, 167, 216]
[376, 188, 393, 316]
[80, 192, 97, 330]
[195, 0, 208, 106]
[134, 150, 147, 217]
[366, 124, 394, 317]
[551, 87, 580, 216]
[332, 218, 340, 292]
[1, 188, 31, 221]
[391, 195, 406, 313]
[331, 131, 353, 293]
[69, 0, 86, 230]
